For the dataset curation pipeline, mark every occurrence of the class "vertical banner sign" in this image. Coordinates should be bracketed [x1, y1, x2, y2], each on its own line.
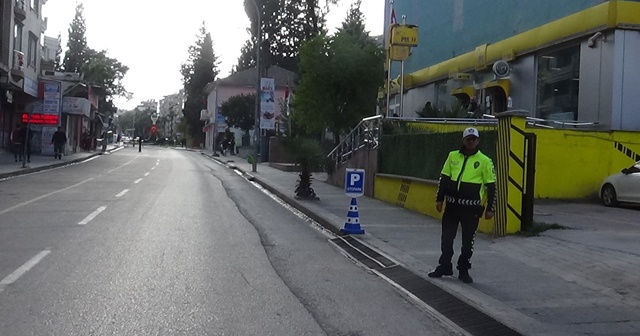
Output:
[41, 82, 61, 155]
[259, 78, 275, 130]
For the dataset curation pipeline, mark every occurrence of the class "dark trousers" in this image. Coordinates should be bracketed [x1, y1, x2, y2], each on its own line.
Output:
[54, 143, 64, 158]
[438, 205, 481, 271]
[20, 143, 31, 161]
[13, 143, 23, 160]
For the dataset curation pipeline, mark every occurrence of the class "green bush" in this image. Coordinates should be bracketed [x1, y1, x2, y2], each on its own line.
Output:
[378, 130, 498, 180]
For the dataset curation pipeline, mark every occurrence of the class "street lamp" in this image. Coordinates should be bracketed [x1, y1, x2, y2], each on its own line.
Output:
[246, 0, 261, 173]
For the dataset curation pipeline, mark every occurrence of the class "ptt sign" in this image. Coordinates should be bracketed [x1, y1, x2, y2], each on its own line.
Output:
[345, 169, 365, 198]
[391, 25, 419, 47]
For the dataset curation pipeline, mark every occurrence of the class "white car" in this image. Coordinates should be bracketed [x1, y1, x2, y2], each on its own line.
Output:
[600, 161, 640, 206]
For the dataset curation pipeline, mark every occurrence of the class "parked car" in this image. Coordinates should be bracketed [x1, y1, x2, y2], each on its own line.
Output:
[600, 161, 640, 206]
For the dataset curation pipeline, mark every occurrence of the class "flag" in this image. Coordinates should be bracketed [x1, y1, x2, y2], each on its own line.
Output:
[390, 8, 396, 25]
[284, 83, 291, 115]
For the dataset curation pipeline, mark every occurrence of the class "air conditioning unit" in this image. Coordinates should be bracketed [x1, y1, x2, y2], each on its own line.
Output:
[13, 50, 25, 71]
[200, 109, 210, 121]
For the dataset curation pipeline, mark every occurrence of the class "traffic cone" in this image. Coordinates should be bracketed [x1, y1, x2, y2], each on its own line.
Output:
[341, 197, 364, 234]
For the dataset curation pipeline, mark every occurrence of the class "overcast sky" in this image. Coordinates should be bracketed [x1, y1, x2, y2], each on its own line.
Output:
[42, 0, 385, 110]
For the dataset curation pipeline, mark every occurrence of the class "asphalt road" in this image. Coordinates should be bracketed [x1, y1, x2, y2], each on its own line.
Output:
[0, 147, 454, 336]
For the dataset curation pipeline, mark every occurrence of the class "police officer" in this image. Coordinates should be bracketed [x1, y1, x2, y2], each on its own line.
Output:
[428, 127, 496, 284]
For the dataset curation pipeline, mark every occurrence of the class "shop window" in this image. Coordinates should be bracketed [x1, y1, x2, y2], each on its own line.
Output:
[536, 46, 580, 120]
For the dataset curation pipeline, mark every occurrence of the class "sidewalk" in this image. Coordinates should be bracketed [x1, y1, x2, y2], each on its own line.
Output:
[207, 152, 640, 336]
[0, 144, 121, 180]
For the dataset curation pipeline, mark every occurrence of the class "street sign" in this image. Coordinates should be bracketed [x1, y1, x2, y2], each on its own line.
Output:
[345, 169, 365, 198]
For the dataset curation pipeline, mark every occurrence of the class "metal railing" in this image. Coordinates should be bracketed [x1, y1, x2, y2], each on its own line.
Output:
[327, 115, 383, 167]
[327, 112, 599, 169]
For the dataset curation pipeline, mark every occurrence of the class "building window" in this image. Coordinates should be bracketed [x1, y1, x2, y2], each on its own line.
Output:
[27, 33, 38, 67]
[30, 0, 39, 13]
[14, 24, 23, 51]
[536, 46, 580, 120]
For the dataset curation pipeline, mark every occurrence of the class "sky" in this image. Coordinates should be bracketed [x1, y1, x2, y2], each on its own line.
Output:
[42, 0, 385, 110]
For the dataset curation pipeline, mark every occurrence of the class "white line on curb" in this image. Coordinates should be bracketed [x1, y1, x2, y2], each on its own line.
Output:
[115, 189, 129, 198]
[78, 206, 107, 225]
[0, 250, 51, 293]
[134, 178, 143, 184]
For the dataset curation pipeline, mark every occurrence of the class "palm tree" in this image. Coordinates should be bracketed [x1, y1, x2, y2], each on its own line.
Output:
[283, 137, 322, 199]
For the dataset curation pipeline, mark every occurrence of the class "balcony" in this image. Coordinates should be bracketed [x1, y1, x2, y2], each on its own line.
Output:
[14, 0, 26, 22]
[11, 50, 25, 81]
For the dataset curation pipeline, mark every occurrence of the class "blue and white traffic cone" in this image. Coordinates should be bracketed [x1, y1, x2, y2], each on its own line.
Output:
[340, 197, 364, 234]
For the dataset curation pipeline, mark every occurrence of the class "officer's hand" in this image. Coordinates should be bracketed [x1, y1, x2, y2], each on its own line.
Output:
[485, 211, 494, 220]
[436, 202, 443, 213]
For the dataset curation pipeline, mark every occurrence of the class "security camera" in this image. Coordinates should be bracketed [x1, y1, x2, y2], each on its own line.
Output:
[587, 32, 604, 48]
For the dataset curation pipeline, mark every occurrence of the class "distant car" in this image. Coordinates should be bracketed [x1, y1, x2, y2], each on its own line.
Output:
[600, 160, 640, 206]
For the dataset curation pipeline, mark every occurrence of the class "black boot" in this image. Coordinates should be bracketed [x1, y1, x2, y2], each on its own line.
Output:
[428, 265, 453, 278]
[458, 269, 473, 284]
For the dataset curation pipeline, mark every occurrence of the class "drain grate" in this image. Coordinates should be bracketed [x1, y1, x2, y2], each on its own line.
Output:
[331, 236, 522, 336]
[330, 236, 396, 270]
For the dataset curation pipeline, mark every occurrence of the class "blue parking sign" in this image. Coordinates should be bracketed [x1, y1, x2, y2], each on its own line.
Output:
[345, 169, 365, 197]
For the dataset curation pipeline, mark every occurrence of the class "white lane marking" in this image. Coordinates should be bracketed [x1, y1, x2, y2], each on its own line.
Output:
[115, 189, 129, 198]
[134, 178, 143, 184]
[78, 206, 107, 225]
[0, 250, 51, 293]
[0, 178, 95, 215]
[155, 162, 159, 166]
[151, 167, 156, 170]
[144, 172, 150, 177]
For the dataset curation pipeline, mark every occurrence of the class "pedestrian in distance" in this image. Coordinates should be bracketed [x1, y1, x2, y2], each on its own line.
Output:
[428, 127, 496, 284]
[10, 124, 23, 162]
[19, 125, 34, 163]
[51, 127, 67, 159]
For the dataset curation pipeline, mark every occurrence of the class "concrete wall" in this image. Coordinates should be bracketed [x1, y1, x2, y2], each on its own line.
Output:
[612, 30, 640, 131]
[374, 175, 495, 234]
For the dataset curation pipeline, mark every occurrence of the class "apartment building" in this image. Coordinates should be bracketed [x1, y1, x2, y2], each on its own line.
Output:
[0, 0, 49, 148]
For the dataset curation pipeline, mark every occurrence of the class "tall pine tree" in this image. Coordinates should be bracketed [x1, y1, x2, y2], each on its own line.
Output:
[54, 33, 63, 71]
[236, 0, 336, 73]
[62, 3, 87, 73]
[180, 22, 220, 144]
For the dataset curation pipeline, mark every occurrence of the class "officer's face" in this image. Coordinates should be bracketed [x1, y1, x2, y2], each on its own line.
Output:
[462, 136, 479, 150]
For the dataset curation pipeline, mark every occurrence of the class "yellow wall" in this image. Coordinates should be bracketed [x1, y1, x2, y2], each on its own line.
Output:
[404, 122, 640, 198]
[533, 129, 640, 198]
[374, 175, 495, 234]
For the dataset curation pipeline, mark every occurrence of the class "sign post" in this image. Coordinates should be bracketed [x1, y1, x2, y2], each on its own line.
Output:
[341, 169, 366, 234]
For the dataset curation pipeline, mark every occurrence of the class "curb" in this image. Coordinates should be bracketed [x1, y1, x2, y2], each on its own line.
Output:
[0, 146, 122, 180]
[207, 154, 345, 236]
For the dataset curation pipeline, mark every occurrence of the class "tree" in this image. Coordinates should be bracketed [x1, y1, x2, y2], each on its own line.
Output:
[62, 3, 87, 73]
[55, 33, 63, 71]
[180, 22, 219, 143]
[236, 0, 337, 73]
[82, 48, 131, 116]
[293, 1, 385, 145]
[220, 94, 256, 133]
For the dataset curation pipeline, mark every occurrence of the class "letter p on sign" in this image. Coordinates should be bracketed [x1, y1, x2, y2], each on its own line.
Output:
[345, 169, 365, 198]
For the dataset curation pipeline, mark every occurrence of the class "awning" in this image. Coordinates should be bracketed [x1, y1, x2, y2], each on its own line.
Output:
[482, 79, 510, 96]
[451, 86, 476, 99]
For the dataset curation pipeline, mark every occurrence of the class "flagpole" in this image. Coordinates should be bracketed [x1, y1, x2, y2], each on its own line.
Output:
[386, 0, 395, 117]
[400, 15, 407, 118]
